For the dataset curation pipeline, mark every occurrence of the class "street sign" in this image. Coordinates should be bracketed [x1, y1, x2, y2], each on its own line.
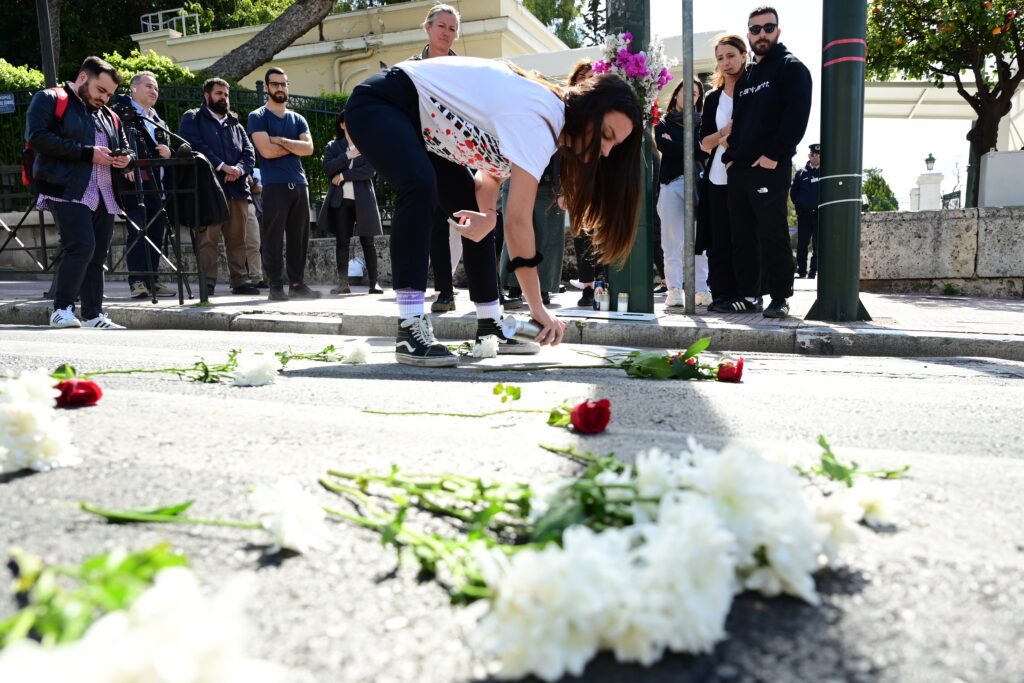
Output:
[0, 93, 15, 114]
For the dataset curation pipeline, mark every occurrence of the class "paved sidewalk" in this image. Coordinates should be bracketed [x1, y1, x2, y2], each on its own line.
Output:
[2, 277, 1022, 360]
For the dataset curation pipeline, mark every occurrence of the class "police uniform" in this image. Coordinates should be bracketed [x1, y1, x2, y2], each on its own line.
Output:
[790, 143, 820, 278]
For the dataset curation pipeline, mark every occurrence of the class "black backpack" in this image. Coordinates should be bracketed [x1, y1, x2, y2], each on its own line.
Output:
[164, 149, 229, 229]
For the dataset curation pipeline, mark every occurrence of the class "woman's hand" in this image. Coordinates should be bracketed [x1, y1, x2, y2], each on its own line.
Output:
[529, 305, 566, 346]
[331, 174, 343, 186]
[719, 120, 733, 138]
[449, 210, 496, 243]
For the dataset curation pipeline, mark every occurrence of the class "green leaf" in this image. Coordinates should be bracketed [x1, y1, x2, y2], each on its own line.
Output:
[49, 363, 78, 381]
[681, 337, 711, 359]
[136, 501, 194, 516]
[547, 403, 572, 426]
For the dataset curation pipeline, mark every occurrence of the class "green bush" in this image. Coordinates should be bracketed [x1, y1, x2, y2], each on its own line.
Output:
[101, 50, 205, 87]
[0, 59, 44, 91]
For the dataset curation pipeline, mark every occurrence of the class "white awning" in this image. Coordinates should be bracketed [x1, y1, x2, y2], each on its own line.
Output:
[865, 81, 979, 120]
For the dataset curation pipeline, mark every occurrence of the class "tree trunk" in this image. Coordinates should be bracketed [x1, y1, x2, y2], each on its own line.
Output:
[47, 0, 60, 70]
[201, 0, 335, 83]
[968, 111, 1001, 207]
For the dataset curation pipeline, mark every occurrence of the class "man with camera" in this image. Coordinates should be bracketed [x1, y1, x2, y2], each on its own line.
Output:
[179, 77, 259, 296]
[26, 55, 134, 329]
[113, 71, 177, 299]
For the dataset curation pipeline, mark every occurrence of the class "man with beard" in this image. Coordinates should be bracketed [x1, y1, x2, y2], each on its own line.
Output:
[179, 77, 259, 296]
[722, 5, 812, 319]
[115, 71, 177, 299]
[247, 67, 320, 300]
[25, 55, 134, 329]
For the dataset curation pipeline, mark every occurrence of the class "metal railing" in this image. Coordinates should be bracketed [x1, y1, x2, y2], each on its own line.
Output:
[140, 8, 202, 35]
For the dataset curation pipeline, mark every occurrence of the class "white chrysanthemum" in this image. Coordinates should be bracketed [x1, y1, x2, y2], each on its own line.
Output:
[594, 467, 635, 504]
[850, 481, 898, 529]
[810, 489, 862, 566]
[602, 493, 737, 664]
[526, 477, 575, 523]
[472, 336, 500, 359]
[475, 526, 631, 681]
[232, 352, 279, 387]
[0, 373, 80, 474]
[0, 567, 287, 683]
[1, 368, 60, 407]
[250, 481, 331, 554]
[678, 438, 823, 604]
[340, 340, 371, 364]
[631, 448, 683, 520]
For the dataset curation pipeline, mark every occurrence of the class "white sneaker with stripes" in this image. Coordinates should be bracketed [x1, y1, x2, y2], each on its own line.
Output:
[50, 306, 81, 328]
[82, 313, 125, 329]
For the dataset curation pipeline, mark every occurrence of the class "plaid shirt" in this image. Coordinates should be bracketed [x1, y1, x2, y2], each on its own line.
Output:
[36, 84, 123, 215]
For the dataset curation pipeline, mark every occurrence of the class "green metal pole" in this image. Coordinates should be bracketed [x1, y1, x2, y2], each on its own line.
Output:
[35, 0, 58, 87]
[806, 0, 871, 322]
[606, 0, 654, 314]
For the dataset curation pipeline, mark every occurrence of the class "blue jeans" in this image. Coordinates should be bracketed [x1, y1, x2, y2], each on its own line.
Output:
[48, 199, 114, 320]
[122, 177, 166, 287]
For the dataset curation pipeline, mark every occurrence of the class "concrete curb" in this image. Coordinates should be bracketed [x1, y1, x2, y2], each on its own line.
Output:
[2, 300, 1022, 361]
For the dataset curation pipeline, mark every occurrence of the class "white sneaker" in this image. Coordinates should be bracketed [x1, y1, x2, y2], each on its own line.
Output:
[665, 287, 685, 307]
[82, 313, 126, 329]
[50, 306, 81, 328]
[695, 290, 713, 307]
[152, 281, 177, 297]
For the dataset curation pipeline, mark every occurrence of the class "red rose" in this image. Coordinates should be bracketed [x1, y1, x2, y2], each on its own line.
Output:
[55, 379, 103, 407]
[685, 357, 697, 366]
[717, 358, 745, 383]
[570, 399, 611, 434]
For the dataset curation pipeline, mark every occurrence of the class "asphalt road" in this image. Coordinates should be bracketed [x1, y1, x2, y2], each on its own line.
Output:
[1, 325, 1023, 683]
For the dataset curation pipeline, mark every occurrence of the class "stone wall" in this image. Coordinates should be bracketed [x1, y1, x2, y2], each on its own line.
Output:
[860, 208, 1024, 298]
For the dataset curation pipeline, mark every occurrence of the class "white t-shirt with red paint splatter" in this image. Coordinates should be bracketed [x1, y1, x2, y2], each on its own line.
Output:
[394, 56, 565, 182]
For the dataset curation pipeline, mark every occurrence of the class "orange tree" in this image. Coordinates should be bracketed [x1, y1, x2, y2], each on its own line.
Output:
[866, 1, 1023, 204]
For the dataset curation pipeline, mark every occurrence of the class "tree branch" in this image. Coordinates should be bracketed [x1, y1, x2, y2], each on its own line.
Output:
[201, 0, 335, 83]
[951, 70, 983, 116]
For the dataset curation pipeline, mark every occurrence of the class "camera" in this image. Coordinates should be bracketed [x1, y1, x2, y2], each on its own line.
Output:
[109, 149, 130, 158]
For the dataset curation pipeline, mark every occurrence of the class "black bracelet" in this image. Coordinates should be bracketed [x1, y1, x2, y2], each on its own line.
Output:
[508, 253, 544, 272]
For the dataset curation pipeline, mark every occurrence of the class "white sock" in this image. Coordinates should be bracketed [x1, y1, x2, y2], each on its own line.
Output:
[397, 289, 425, 319]
[475, 299, 502, 321]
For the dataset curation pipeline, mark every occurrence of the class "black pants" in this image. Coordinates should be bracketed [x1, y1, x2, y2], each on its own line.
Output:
[796, 209, 818, 277]
[48, 199, 114, 320]
[122, 176, 166, 287]
[574, 235, 603, 284]
[333, 199, 378, 283]
[261, 182, 310, 286]
[344, 67, 498, 303]
[705, 182, 737, 301]
[727, 163, 794, 300]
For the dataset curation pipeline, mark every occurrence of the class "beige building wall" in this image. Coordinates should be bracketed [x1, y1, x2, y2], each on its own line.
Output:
[132, 0, 567, 96]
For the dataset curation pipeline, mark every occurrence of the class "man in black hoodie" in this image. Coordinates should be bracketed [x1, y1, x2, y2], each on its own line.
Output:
[722, 5, 812, 318]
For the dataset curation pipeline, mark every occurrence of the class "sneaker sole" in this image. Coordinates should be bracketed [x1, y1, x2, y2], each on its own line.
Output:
[763, 310, 789, 319]
[395, 352, 459, 367]
[497, 342, 540, 355]
[430, 303, 456, 313]
[51, 321, 81, 328]
[502, 302, 524, 310]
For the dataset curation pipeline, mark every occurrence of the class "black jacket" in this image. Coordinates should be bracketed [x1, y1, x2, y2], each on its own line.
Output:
[316, 137, 382, 237]
[655, 112, 708, 185]
[25, 83, 134, 202]
[112, 94, 169, 188]
[790, 162, 820, 210]
[722, 42, 812, 167]
[179, 104, 255, 200]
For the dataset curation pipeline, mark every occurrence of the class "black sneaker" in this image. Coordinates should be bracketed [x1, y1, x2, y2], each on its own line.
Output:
[501, 294, 524, 310]
[253, 280, 269, 289]
[763, 298, 790, 318]
[708, 297, 762, 313]
[541, 291, 550, 306]
[577, 286, 595, 307]
[289, 283, 322, 299]
[268, 285, 289, 301]
[232, 283, 260, 295]
[476, 316, 540, 355]
[431, 291, 456, 313]
[396, 315, 458, 367]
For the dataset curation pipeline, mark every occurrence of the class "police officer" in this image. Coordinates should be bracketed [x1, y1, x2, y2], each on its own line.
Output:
[790, 142, 820, 279]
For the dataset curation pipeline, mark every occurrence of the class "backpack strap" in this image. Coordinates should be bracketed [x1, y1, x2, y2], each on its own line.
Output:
[52, 87, 69, 119]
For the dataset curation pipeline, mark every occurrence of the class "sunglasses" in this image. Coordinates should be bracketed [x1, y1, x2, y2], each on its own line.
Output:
[748, 23, 778, 35]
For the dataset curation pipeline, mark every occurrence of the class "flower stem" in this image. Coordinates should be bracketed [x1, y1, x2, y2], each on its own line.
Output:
[361, 408, 546, 418]
[79, 502, 260, 529]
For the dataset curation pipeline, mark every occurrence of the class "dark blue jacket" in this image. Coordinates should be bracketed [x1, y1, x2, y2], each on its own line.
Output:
[178, 104, 255, 200]
[25, 83, 134, 202]
[790, 162, 820, 210]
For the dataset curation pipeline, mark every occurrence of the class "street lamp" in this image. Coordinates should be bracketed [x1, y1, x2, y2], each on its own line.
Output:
[925, 153, 936, 171]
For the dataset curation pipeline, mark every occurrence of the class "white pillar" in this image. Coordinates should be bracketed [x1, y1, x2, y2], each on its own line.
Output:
[910, 187, 920, 211]
[917, 173, 944, 211]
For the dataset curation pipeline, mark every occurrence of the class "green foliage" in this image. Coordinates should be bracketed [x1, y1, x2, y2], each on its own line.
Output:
[619, 338, 713, 380]
[579, 0, 606, 47]
[794, 436, 911, 486]
[0, 59, 44, 91]
[862, 168, 899, 212]
[523, 0, 584, 48]
[101, 50, 205, 87]
[183, 0, 298, 32]
[866, 0, 1022, 91]
[492, 383, 522, 403]
[0, 544, 188, 648]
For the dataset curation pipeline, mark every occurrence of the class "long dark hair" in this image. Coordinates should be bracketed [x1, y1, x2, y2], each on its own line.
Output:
[666, 77, 705, 115]
[711, 34, 748, 89]
[334, 109, 346, 140]
[559, 73, 643, 266]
